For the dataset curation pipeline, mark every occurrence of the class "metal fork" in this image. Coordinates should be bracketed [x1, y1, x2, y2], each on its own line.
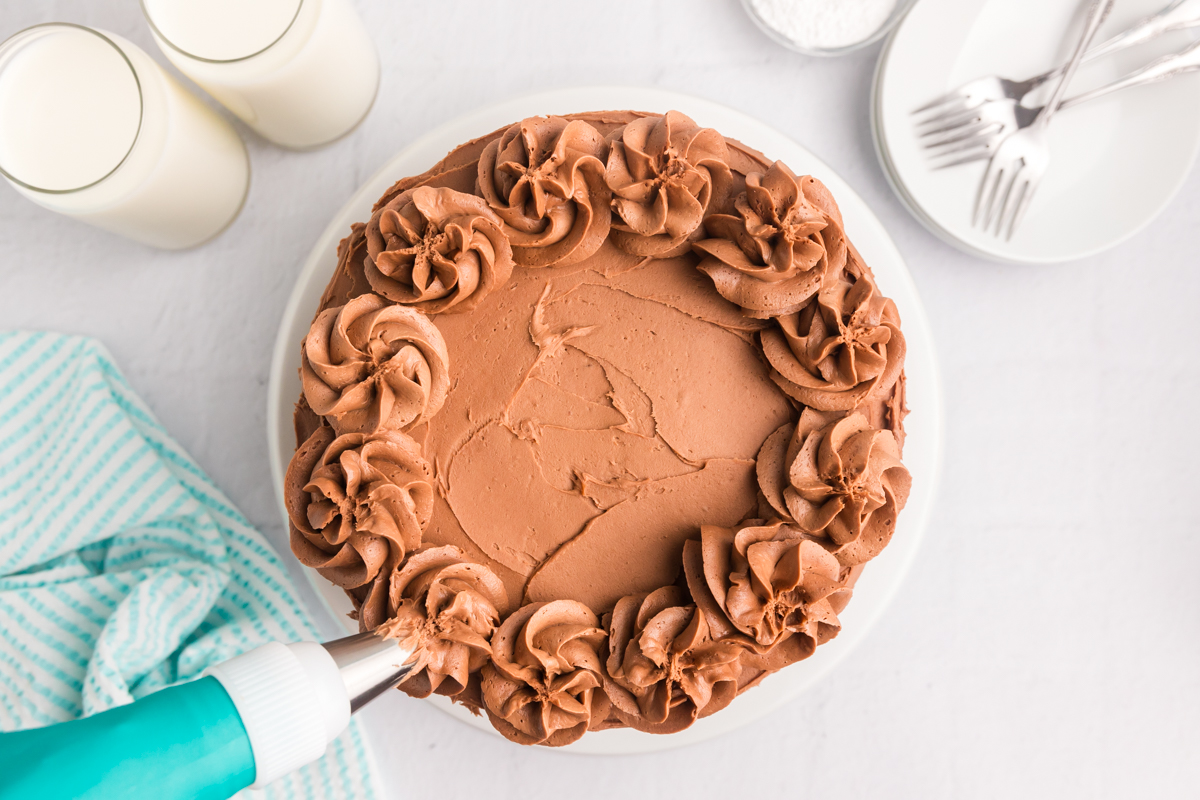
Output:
[975, 0, 1114, 239]
[926, 37, 1200, 168]
[914, 0, 1200, 147]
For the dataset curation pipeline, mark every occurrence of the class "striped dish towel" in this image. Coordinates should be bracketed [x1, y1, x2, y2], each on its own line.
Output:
[0, 332, 383, 799]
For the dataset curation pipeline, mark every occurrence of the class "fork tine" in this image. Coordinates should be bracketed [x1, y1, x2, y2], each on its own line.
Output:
[991, 166, 1024, 236]
[983, 168, 1010, 231]
[922, 120, 995, 150]
[984, 161, 1018, 232]
[912, 90, 968, 115]
[914, 96, 970, 121]
[932, 149, 992, 169]
[915, 107, 987, 137]
[1005, 176, 1036, 241]
[916, 107, 984, 136]
[973, 157, 1002, 226]
[913, 100, 987, 132]
[917, 116, 977, 141]
[927, 133, 996, 161]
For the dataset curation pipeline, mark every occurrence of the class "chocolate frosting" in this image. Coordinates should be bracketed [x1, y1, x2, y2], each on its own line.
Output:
[757, 409, 911, 568]
[477, 116, 611, 268]
[301, 293, 450, 434]
[285, 425, 433, 629]
[378, 544, 508, 698]
[603, 586, 743, 733]
[289, 110, 913, 745]
[606, 111, 733, 257]
[364, 185, 513, 314]
[481, 600, 610, 746]
[699, 521, 848, 668]
[761, 256, 906, 411]
[694, 163, 847, 319]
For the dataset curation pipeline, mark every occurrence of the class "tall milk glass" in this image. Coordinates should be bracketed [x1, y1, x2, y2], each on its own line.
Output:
[141, 0, 381, 150]
[0, 24, 249, 250]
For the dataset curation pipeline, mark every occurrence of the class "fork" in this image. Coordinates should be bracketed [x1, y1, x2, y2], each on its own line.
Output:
[914, 0, 1200, 147]
[926, 37, 1200, 168]
[974, 0, 1114, 239]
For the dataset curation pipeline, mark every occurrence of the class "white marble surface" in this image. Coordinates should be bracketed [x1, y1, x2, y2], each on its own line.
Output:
[2, 1, 1197, 798]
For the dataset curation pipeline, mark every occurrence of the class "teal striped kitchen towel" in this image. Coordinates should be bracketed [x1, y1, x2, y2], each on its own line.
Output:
[0, 331, 383, 799]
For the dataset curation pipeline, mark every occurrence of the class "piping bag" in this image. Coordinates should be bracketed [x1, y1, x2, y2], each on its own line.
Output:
[0, 630, 417, 800]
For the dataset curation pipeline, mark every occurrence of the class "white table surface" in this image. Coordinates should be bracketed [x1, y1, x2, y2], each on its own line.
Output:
[2, 1, 1197, 798]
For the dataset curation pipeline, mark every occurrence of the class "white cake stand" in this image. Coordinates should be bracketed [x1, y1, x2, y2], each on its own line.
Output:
[267, 86, 943, 755]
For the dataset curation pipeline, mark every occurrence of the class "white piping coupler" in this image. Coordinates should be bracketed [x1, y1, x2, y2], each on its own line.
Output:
[207, 632, 415, 787]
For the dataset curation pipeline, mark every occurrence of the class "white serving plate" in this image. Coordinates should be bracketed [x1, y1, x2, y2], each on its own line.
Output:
[873, 0, 1200, 264]
[268, 86, 943, 755]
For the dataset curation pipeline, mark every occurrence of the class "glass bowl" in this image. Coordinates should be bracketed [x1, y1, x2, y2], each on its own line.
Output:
[740, 0, 920, 57]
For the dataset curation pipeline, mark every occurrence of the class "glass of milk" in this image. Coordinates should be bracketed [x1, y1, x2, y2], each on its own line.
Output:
[141, 0, 381, 150]
[0, 24, 249, 250]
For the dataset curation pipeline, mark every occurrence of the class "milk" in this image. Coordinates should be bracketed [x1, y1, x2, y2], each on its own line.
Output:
[0, 29, 141, 192]
[0, 25, 249, 250]
[143, 0, 381, 149]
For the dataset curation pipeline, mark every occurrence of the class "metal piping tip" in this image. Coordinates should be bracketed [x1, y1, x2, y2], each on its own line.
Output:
[321, 631, 419, 713]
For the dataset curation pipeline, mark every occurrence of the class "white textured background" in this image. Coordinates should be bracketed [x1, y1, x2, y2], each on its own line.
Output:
[2, 1, 1198, 798]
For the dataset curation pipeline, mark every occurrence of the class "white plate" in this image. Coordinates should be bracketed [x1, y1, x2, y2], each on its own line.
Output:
[267, 86, 943, 755]
[873, 0, 1200, 264]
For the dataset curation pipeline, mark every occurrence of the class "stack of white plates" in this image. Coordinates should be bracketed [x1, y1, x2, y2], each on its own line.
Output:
[872, 0, 1200, 264]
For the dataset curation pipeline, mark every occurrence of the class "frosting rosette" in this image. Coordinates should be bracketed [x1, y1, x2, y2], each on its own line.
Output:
[376, 545, 508, 698]
[363, 185, 513, 314]
[694, 163, 848, 319]
[761, 259, 906, 410]
[300, 293, 450, 435]
[481, 600, 610, 746]
[697, 521, 848, 668]
[605, 110, 733, 257]
[285, 425, 434, 629]
[603, 586, 743, 734]
[757, 409, 911, 568]
[477, 116, 611, 268]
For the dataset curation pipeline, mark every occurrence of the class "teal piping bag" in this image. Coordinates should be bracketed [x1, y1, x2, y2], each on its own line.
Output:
[0, 631, 416, 800]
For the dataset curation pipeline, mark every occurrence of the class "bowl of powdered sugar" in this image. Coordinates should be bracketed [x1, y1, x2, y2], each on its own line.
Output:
[741, 0, 917, 56]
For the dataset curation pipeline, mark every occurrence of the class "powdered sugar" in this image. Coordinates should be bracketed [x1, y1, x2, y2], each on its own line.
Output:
[748, 0, 899, 50]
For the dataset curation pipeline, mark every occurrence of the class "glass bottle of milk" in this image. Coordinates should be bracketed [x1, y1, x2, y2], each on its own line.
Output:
[141, 0, 381, 150]
[0, 24, 249, 250]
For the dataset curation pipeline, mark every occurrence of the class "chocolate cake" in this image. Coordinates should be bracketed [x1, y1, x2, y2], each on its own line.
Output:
[285, 110, 911, 745]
